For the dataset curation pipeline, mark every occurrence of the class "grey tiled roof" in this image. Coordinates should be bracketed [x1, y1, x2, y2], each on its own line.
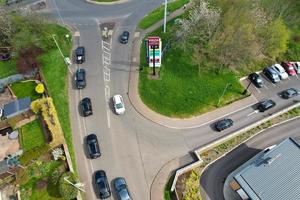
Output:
[3, 97, 31, 118]
[234, 138, 300, 200]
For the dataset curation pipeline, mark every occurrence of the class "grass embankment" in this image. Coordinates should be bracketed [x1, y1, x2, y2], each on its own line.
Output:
[138, 0, 189, 30]
[19, 120, 45, 152]
[11, 81, 41, 101]
[38, 24, 76, 170]
[139, 21, 245, 118]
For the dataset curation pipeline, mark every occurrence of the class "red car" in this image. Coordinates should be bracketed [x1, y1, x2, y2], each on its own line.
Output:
[281, 61, 296, 76]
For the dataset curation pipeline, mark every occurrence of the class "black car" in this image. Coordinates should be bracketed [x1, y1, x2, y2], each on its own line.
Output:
[114, 177, 132, 200]
[214, 119, 233, 132]
[248, 73, 263, 88]
[86, 134, 101, 159]
[94, 170, 111, 199]
[75, 69, 86, 89]
[81, 97, 93, 117]
[119, 31, 130, 44]
[263, 67, 280, 83]
[75, 46, 85, 64]
[257, 99, 276, 112]
[280, 88, 299, 99]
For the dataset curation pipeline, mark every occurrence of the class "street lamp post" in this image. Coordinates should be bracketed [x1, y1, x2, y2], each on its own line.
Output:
[64, 176, 85, 193]
[243, 81, 252, 95]
[163, 0, 168, 33]
[217, 83, 232, 107]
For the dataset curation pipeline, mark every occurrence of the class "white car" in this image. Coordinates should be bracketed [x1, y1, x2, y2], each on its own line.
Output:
[292, 62, 300, 74]
[271, 64, 288, 80]
[113, 95, 125, 115]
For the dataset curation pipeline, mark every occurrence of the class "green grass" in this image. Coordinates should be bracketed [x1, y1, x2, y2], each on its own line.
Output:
[11, 81, 42, 101]
[38, 24, 76, 171]
[20, 161, 63, 200]
[164, 174, 176, 200]
[19, 120, 45, 152]
[138, 0, 189, 30]
[0, 59, 17, 79]
[139, 26, 245, 117]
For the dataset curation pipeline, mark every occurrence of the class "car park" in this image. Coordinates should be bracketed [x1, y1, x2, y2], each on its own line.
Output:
[214, 118, 233, 132]
[75, 46, 85, 64]
[263, 67, 280, 83]
[292, 62, 300, 74]
[81, 97, 93, 117]
[114, 177, 132, 200]
[248, 73, 263, 88]
[113, 95, 125, 115]
[86, 134, 101, 159]
[75, 69, 86, 89]
[281, 61, 296, 76]
[280, 88, 299, 99]
[94, 170, 111, 199]
[272, 64, 288, 80]
[119, 31, 130, 44]
[257, 99, 276, 112]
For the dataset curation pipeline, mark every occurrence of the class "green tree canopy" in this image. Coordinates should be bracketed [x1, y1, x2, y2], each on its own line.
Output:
[59, 172, 78, 200]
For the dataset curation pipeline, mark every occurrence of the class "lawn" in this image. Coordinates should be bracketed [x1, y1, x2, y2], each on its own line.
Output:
[19, 120, 45, 152]
[11, 81, 41, 101]
[20, 160, 64, 200]
[0, 59, 17, 79]
[138, 0, 189, 30]
[38, 24, 76, 170]
[139, 23, 245, 117]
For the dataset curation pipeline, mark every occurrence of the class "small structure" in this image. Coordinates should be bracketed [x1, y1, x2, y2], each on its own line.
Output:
[3, 97, 31, 119]
[230, 137, 300, 200]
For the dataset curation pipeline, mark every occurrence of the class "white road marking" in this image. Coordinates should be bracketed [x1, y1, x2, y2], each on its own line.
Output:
[247, 110, 259, 117]
[263, 84, 268, 89]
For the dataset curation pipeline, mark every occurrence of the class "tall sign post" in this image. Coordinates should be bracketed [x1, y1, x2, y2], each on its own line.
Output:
[148, 37, 162, 75]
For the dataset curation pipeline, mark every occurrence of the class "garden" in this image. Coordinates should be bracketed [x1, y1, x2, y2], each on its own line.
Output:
[11, 81, 42, 101]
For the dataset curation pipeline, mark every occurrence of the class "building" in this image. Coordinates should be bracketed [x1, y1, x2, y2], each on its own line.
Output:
[3, 97, 31, 119]
[229, 137, 300, 200]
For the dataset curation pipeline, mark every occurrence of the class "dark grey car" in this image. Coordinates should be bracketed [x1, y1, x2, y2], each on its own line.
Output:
[114, 178, 132, 200]
[94, 170, 111, 199]
[263, 67, 280, 83]
[75, 46, 85, 64]
[120, 31, 129, 44]
[281, 88, 299, 99]
[257, 99, 276, 112]
[214, 119, 233, 132]
[86, 134, 101, 159]
[75, 69, 86, 89]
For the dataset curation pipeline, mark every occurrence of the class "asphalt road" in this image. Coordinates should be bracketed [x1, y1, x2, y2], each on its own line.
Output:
[18, 0, 300, 199]
[200, 116, 300, 200]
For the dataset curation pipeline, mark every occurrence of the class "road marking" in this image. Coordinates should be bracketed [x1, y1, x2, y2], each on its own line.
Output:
[105, 85, 111, 128]
[253, 86, 261, 94]
[263, 85, 268, 89]
[247, 110, 259, 117]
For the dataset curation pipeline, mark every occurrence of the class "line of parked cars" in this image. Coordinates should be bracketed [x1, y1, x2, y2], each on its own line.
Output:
[74, 46, 131, 199]
[214, 61, 300, 132]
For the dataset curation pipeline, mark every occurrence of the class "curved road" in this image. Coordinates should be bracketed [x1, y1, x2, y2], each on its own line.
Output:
[200, 116, 300, 200]
[28, 0, 300, 200]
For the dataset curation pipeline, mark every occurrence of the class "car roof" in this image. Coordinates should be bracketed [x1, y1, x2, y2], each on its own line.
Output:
[87, 133, 97, 140]
[113, 95, 123, 104]
[122, 31, 129, 35]
[114, 177, 126, 190]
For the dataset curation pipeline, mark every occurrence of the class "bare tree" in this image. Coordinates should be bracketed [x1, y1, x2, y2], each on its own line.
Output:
[0, 8, 13, 46]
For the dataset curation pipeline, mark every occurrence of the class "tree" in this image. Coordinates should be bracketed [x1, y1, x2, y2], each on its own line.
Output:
[257, 17, 290, 59]
[59, 172, 78, 200]
[0, 8, 13, 46]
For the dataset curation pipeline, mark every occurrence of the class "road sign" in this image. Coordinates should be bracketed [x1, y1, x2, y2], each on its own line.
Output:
[147, 36, 161, 67]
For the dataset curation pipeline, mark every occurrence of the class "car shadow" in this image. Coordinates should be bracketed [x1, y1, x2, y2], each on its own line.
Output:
[78, 101, 84, 117]
[110, 179, 119, 200]
[91, 171, 100, 199]
[82, 136, 90, 159]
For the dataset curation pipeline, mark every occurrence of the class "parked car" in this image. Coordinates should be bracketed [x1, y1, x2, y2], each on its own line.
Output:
[272, 64, 288, 80]
[292, 62, 300, 74]
[75, 46, 85, 64]
[113, 95, 125, 115]
[114, 177, 132, 200]
[214, 119, 233, 132]
[263, 67, 280, 83]
[248, 73, 263, 88]
[280, 88, 299, 99]
[119, 31, 130, 44]
[86, 134, 101, 159]
[81, 97, 93, 117]
[281, 61, 296, 76]
[75, 69, 86, 89]
[94, 170, 111, 199]
[257, 99, 276, 112]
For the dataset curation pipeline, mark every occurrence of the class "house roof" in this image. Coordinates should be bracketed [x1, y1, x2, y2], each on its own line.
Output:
[3, 97, 31, 118]
[234, 137, 300, 200]
[0, 160, 9, 174]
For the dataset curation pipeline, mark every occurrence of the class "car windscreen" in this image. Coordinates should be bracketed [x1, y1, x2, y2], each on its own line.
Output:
[116, 103, 123, 109]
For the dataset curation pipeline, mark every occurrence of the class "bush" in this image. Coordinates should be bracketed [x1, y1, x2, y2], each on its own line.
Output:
[19, 145, 49, 166]
[59, 172, 78, 200]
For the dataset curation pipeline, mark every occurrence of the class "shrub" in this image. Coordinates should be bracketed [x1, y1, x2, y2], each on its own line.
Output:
[59, 172, 78, 200]
[19, 145, 49, 166]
